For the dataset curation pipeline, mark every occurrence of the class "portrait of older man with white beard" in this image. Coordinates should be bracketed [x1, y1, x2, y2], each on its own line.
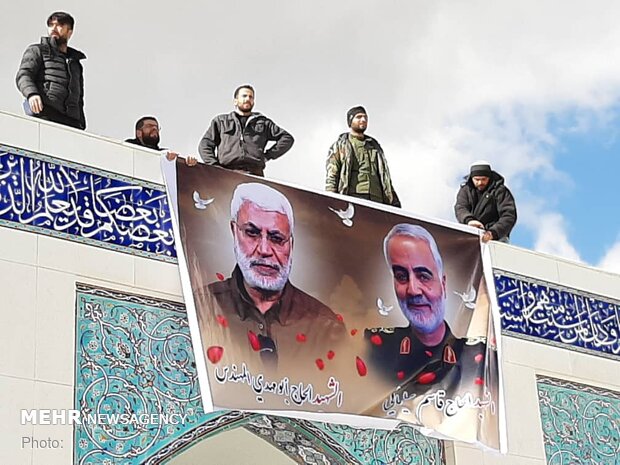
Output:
[195, 182, 345, 377]
[364, 223, 485, 396]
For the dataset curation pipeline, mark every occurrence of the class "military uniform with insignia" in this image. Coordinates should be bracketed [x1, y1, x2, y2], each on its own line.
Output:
[364, 323, 485, 397]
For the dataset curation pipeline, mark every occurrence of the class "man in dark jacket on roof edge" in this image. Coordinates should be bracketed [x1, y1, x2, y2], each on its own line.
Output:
[16, 12, 86, 130]
[126, 116, 166, 151]
[454, 161, 517, 242]
[126, 116, 198, 166]
[197, 84, 294, 177]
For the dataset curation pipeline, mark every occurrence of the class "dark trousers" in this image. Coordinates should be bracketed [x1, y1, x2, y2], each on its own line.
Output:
[230, 167, 264, 177]
[24, 100, 83, 130]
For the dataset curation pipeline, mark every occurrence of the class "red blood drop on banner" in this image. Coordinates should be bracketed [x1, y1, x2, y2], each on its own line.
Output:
[397, 371, 405, 380]
[216, 315, 228, 328]
[216, 273, 225, 281]
[206, 346, 223, 364]
[425, 350, 433, 357]
[474, 353, 484, 363]
[316, 358, 325, 370]
[327, 350, 335, 360]
[247, 330, 261, 351]
[296, 333, 307, 343]
[350, 329, 358, 336]
[336, 314, 344, 322]
[370, 334, 383, 346]
[475, 377, 484, 385]
[356, 356, 368, 376]
[416, 372, 437, 384]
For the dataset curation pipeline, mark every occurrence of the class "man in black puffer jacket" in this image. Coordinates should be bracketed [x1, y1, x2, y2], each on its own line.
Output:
[16, 12, 86, 130]
[454, 161, 517, 242]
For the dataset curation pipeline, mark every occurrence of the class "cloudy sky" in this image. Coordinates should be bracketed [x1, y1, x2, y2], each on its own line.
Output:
[1, 1, 619, 274]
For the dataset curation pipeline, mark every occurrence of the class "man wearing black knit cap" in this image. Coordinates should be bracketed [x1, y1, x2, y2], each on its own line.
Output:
[454, 161, 517, 242]
[325, 106, 400, 207]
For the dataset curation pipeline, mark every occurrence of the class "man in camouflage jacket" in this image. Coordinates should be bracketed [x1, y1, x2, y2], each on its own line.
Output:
[326, 106, 400, 207]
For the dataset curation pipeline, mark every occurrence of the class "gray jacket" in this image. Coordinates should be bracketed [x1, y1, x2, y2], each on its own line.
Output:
[198, 111, 294, 174]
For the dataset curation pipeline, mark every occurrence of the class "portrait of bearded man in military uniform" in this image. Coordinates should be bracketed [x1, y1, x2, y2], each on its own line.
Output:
[365, 223, 485, 396]
[194, 182, 346, 379]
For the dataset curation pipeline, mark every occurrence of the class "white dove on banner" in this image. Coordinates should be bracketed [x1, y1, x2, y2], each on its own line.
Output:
[454, 287, 477, 309]
[193, 191, 214, 210]
[376, 297, 393, 316]
[328, 203, 355, 227]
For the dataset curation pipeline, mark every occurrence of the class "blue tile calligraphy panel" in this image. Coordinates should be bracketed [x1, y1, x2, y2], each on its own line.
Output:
[537, 376, 620, 465]
[0, 144, 176, 262]
[494, 271, 620, 360]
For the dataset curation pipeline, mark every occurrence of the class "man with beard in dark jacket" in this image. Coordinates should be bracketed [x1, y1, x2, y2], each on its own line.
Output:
[126, 116, 198, 166]
[16, 12, 86, 130]
[126, 116, 166, 151]
[454, 161, 517, 242]
[198, 85, 294, 176]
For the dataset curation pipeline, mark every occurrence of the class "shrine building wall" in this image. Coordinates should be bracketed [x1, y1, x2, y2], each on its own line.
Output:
[0, 110, 618, 465]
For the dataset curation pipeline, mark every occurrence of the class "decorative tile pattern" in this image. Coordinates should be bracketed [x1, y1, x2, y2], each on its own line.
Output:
[74, 284, 444, 465]
[243, 416, 357, 464]
[74, 283, 211, 465]
[307, 421, 444, 465]
[495, 270, 620, 360]
[0, 144, 176, 262]
[537, 376, 620, 465]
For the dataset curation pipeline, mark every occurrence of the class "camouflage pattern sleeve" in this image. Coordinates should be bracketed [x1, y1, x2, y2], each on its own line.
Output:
[325, 141, 341, 193]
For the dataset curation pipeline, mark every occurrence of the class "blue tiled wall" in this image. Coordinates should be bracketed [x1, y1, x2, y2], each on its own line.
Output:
[537, 376, 620, 465]
[495, 271, 620, 360]
[0, 144, 176, 262]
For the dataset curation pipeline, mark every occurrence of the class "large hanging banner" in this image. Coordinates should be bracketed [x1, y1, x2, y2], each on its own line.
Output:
[161, 159, 506, 451]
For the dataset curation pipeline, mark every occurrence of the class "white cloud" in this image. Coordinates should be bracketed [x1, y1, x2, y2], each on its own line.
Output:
[598, 240, 620, 274]
[530, 212, 581, 262]
[3, 1, 620, 264]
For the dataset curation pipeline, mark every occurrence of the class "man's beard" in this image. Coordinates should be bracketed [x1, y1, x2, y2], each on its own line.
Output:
[399, 294, 446, 335]
[50, 35, 68, 47]
[236, 102, 254, 114]
[234, 242, 291, 292]
[141, 133, 160, 148]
